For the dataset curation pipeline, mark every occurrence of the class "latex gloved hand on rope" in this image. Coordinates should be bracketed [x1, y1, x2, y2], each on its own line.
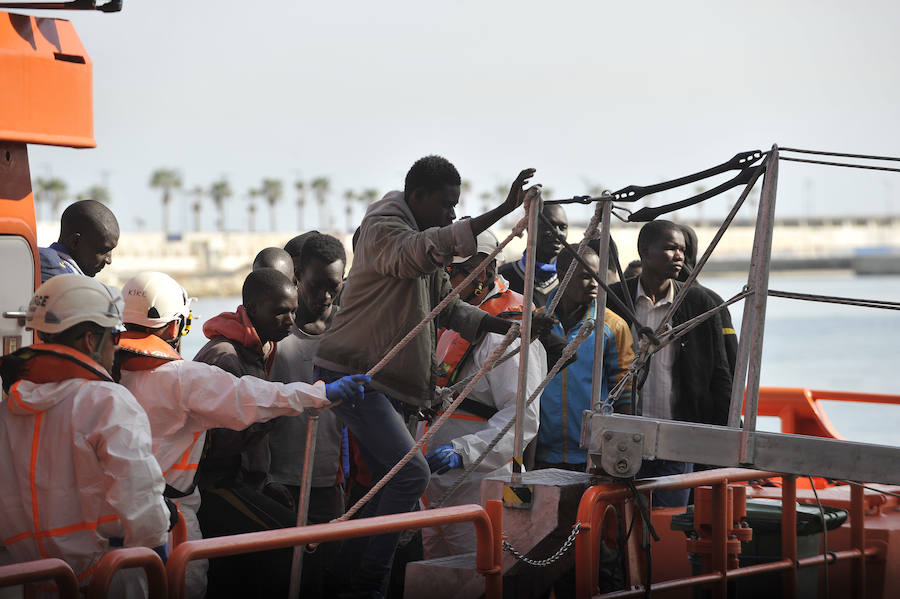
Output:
[324, 375, 371, 404]
[425, 444, 463, 475]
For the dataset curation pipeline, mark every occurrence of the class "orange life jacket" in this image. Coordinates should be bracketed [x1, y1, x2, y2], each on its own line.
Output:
[116, 330, 182, 371]
[436, 284, 525, 387]
[0, 343, 112, 391]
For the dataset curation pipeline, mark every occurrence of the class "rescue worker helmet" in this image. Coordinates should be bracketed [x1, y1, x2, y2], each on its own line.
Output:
[26, 274, 124, 334]
[121, 271, 194, 333]
[452, 229, 500, 264]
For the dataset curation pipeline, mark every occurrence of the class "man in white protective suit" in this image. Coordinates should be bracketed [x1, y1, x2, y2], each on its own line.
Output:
[115, 271, 369, 598]
[0, 274, 172, 598]
[423, 230, 548, 557]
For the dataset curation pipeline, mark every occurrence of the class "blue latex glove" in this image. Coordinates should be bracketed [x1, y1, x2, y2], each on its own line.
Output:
[425, 444, 463, 475]
[325, 375, 371, 404]
[152, 543, 168, 564]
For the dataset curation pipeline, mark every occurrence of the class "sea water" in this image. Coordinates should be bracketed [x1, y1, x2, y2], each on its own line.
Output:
[181, 274, 900, 446]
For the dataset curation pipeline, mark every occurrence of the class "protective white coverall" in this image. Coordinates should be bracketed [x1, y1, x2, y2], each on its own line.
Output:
[0, 374, 169, 598]
[423, 310, 547, 557]
[118, 355, 329, 597]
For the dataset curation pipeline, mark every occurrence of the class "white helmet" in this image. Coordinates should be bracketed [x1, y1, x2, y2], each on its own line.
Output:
[122, 271, 194, 330]
[27, 274, 123, 335]
[452, 229, 500, 264]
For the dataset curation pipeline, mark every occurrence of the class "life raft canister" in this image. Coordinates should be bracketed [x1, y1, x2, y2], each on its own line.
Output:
[436, 286, 525, 387]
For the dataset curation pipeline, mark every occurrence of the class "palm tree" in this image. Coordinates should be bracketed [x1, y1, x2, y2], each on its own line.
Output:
[149, 168, 183, 235]
[35, 177, 68, 220]
[294, 180, 307, 230]
[190, 186, 204, 232]
[342, 190, 356, 232]
[208, 178, 232, 232]
[260, 178, 283, 232]
[310, 177, 331, 230]
[76, 184, 111, 205]
[246, 189, 259, 232]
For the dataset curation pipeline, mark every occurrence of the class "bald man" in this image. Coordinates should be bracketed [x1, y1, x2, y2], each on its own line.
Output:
[39, 200, 120, 282]
[252, 246, 294, 280]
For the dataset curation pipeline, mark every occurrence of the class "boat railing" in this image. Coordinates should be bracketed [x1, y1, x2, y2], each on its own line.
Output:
[574, 467, 877, 599]
[758, 387, 900, 439]
[0, 557, 80, 599]
[85, 547, 168, 599]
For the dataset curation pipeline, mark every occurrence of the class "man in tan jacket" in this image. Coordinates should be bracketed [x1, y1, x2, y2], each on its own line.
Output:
[315, 155, 539, 597]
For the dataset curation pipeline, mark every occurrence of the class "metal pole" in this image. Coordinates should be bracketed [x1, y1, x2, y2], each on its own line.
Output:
[589, 200, 613, 439]
[287, 411, 320, 599]
[737, 146, 779, 463]
[513, 192, 542, 478]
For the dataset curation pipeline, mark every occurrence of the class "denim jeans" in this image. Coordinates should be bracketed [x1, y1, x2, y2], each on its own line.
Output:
[315, 366, 430, 594]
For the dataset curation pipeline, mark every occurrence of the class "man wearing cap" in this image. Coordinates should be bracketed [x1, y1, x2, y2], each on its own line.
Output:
[0, 274, 172, 597]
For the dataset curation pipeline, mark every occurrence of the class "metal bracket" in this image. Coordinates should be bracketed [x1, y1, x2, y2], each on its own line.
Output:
[599, 430, 644, 478]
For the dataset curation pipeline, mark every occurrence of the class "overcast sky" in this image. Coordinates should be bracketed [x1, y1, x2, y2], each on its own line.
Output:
[24, 0, 900, 232]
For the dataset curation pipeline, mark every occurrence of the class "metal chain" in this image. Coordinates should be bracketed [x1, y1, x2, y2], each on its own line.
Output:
[501, 522, 582, 567]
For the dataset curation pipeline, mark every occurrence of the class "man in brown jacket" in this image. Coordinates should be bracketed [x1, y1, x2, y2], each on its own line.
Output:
[315, 155, 541, 597]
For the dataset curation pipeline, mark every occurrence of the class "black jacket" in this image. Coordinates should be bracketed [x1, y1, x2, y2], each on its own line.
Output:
[607, 278, 733, 425]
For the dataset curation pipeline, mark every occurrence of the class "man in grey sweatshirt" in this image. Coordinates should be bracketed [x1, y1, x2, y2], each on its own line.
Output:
[315, 155, 540, 597]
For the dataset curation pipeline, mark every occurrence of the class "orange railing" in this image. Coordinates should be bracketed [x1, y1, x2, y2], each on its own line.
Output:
[757, 387, 900, 439]
[574, 468, 877, 599]
[86, 547, 168, 599]
[166, 503, 503, 599]
[0, 558, 79, 599]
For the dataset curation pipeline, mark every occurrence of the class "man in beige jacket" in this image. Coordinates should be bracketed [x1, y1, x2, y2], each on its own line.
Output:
[315, 155, 540, 597]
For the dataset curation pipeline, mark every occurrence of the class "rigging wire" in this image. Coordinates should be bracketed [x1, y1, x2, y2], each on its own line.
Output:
[779, 156, 900, 174]
[768, 289, 900, 311]
[780, 147, 900, 163]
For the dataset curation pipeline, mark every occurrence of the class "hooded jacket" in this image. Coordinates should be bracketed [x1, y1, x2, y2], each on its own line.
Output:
[0, 344, 169, 596]
[315, 191, 487, 407]
[193, 306, 277, 489]
[608, 278, 733, 425]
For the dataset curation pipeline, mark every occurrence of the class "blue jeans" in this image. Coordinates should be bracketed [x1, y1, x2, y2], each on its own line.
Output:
[315, 366, 430, 593]
[636, 459, 694, 507]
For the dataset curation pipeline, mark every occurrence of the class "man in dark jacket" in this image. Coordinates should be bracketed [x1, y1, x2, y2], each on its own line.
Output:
[608, 220, 732, 506]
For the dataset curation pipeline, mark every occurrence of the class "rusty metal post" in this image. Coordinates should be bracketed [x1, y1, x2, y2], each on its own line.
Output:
[590, 199, 613, 419]
[781, 474, 798, 599]
[85, 547, 167, 599]
[287, 411, 320, 599]
[736, 146, 779, 464]
[711, 481, 729, 599]
[513, 191, 542, 478]
[485, 499, 504, 599]
[850, 482, 866, 599]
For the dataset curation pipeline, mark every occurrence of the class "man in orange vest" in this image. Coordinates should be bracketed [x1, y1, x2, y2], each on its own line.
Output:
[0, 275, 172, 598]
[423, 230, 548, 557]
[116, 270, 368, 598]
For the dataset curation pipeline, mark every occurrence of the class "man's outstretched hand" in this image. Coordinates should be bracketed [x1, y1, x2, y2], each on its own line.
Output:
[425, 444, 463, 475]
[500, 168, 538, 215]
[325, 374, 371, 404]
